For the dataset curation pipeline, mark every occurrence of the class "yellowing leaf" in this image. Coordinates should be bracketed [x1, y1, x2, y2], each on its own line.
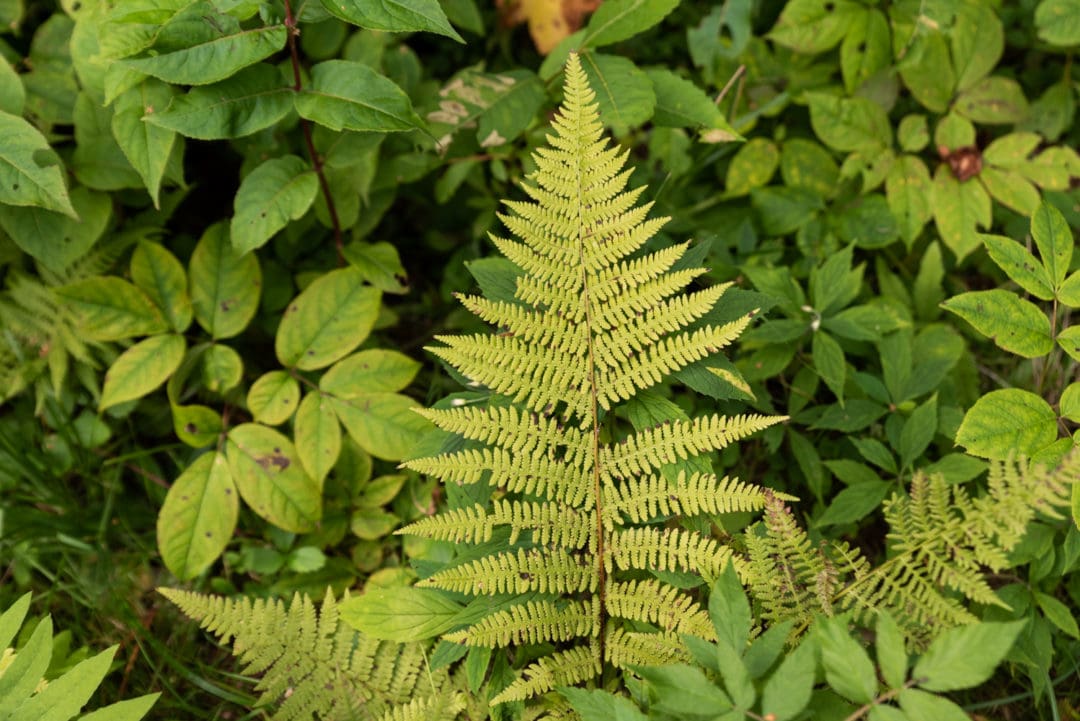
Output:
[157, 452, 238, 580]
[100, 334, 186, 411]
[497, 0, 601, 54]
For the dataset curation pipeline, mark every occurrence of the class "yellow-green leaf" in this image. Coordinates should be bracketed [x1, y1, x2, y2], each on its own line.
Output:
[0, 110, 76, 217]
[100, 334, 186, 411]
[294, 60, 426, 133]
[226, 423, 321, 532]
[157, 451, 238, 580]
[57, 276, 169, 341]
[956, 389, 1057, 459]
[1031, 201, 1072, 290]
[189, 222, 261, 339]
[231, 155, 318, 254]
[247, 370, 300, 425]
[320, 349, 421, 397]
[295, 392, 341, 485]
[329, 392, 431, 461]
[130, 240, 192, 332]
[981, 234, 1053, 301]
[931, 165, 991, 261]
[112, 79, 177, 207]
[942, 290, 1052, 358]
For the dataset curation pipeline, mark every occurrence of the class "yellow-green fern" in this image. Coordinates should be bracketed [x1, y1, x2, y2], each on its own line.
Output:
[395, 52, 785, 704]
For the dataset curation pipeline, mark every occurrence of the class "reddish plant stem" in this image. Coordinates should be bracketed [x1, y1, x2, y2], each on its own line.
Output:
[283, 0, 344, 264]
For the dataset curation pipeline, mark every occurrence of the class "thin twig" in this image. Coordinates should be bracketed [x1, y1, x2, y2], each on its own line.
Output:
[715, 64, 746, 105]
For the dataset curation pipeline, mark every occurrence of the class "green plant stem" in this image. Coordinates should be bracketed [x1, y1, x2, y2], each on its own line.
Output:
[283, 0, 344, 265]
[841, 679, 921, 721]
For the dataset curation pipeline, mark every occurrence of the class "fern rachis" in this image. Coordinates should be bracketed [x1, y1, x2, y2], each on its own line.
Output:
[397, 52, 785, 704]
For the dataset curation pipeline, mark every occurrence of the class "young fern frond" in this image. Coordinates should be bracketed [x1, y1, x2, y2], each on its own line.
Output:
[398, 52, 785, 703]
[746, 452, 1079, 646]
[159, 588, 468, 721]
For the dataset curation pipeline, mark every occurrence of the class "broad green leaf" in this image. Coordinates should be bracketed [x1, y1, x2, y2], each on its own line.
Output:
[8, 646, 117, 721]
[350, 507, 399, 539]
[955, 76, 1029, 124]
[78, 695, 160, 721]
[112, 80, 176, 207]
[172, 404, 223, 448]
[816, 616, 877, 703]
[295, 60, 426, 133]
[0, 55, 24, 115]
[841, 8, 890, 93]
[810, 244, 860, 316]
[1034, 591, 1080, 638]
[100, 334, 185, 411]
[826, 459, 883, 486]
[634, 665, 732, 715]
[122, 24, 287, 85]
[1061, 270, 1080, 307]
[329, 392, 431, 461]
[426, 69, 545, 149]
[226, 423, 321, 532]
[131, 240, 193, 333]
[899, 393, 938, 468]
[578, 53, 655, 134]
[979, 167, 1040, 217]
[320, 0, 463, 41]
[876, 612, 908, 689]
[806, 92, 891, 153]
[931, 165, 991, 261]
[1060, 382, 1080, 422]
[913, 620, 1024, 690]
[231, 155, 318, 254]
[760, 637, 815, 721]
[156, 451, 238, 580]
[812, 331, 846, 403]
[189, 223, 261, 339]
[781, 139, 839, 198]
[942, 290, 1052, 358]
[886, 155, 932, 245]
[320, 349, 420, 397]
[0, 592, 30, 651]
[560, 687, 649, 721]
[981, 234, 1053, 301]
[725, 139, 779, 196]
[146, 64, 293, 140]
[951, 1, 1003, 91]
[276, 267, 381, 370]
[582, 0, 679, 47]
[817, 481, 890, 527]
[343, 241, 410, 294]
[340, 586, 463, 642]
[768, 0, 862, 53]
[832, 193, 899, 250]
[913, 242, 945, 320]
[708, 563, 751, 652]
[923, 454, 986, 484]
[0, 110, 76, 217]
[982, 132, 1041, 168]
[898, 689, 969, 721]
[295, 392, 341, 485]
[900, 31, 956, 111]
[956, 389, 1057, 459]
[247, 370, 300, 425]
[934, 111, 976, 150]
[752, 186, 823, 236]
[645, 68, 739, 138]
[1031, 201, 1072, 290]
[199, 344, 243, 394]
[1035, 0, 1080, 46]
[0, 615, 51, 710]
[57, 277, 168, 341]
[0, 185, 110, 273]
[1058, 325, 1080, 362]
[71, 93, 142, 191]
[897, 114, 929, 152]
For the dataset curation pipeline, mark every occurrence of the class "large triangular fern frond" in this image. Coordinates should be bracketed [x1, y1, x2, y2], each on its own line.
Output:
[745, 451, 1079, 646]
[397, 52, 785, 704]
[159, 588, 468, 721]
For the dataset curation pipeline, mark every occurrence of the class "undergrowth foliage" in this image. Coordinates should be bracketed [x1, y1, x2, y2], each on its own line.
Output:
[393, 52, 785, 704]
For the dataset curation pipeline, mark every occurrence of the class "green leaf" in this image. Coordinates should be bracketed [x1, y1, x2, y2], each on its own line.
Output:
[329, 392, 431, 461]
[0, 110, 76, 217]
[351, 507, 399, 539]
[156, 451, 238, 580]
[634, 664, 732, 715]
[100, 334, 185, 411]
[112, 80, 177, 207]
[122, 24, 288, 85]
[321, 349, 421, 396]
[0, 592, 30, 651]
[897, 114, 929, 153]
[320, 0, 463, 41]
[247, 370, 300, 426]
[0, 615, 51, 710]
[1061, 270, 1080, 307]
[71, 93, 142, 191]
[816, 616, 878, 703]
[817, 481, 890, 527]
[582, 0, 679, 47]
[899, 30, 955, 113]
[951, 1, 1003, 91]
[343, 241, 410, 294]
[752, 186, 823, 236]
[1035, 0, 1080, 46]
[930, 166, 992, 261]
[578, 53, 655, 134]
[876, 612, 908, 689]
[189, 223, 261, 340]
[725, 138, 779, 197]
[427, 69, 545, 149]
[885, 155, 932, 246]
[226, 423, 321, 532]
[275, 267, 381, 370]
[560, 687, 649, 721]
[942, 290, 1052, 358]
[826, 459, 882, 486]
[339, 586, 463, 641]
[955, 389, 1058, 459]
[898, 689, 970, 721]
[645, 68, 739, 137]
[899, 393, 938, 468]
[57, 277, 169, 342]
[172, 404, 223, 448]
[759, 637, 815, 721]
[199, 344, 243, 394]
[146, 64, 293, 140]
[812, 331, 846, 404]
[981, 234, 1054, 301]
[781, 139, 839, 198]
[841, 8, 890, 94]
[78, 694, 159, 721]
[982, 132, 1041, 168]
[954, 76, 1029, 125]
[1031, 201, 1072, 290]
[768, 0, 862, 53]
[131, 241, 193, 333]
[832, 193, 899, 250]
[231, 155, 318, 254]
[708, 562, 751, 652]
[0, 55, 25, 115]
[1034, 591, 1080, 638]
[1058, 325, 1080, 362]
[979, 167, 1040, 217]
[0, 185, 111, 274]
[913, 620, 1024, 691]
[295, 60, 425, 133]
[1060, 382, 1080, 422]
[806, 92, 891, 153]
[295, 392, 342, 485]
[7, 646, 116, 721]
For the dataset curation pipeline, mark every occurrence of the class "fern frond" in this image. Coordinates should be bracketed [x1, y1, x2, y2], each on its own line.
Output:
[610, 526, 743, 581]
[606, 579, 715, 639]
[378, 693, 468, 721]
[489, 644, 601, 705]
[446, 598, 596, 646]
[420, 547, 595, 595]
[605, 471, 778, 523]
[606, 628, 691, 668]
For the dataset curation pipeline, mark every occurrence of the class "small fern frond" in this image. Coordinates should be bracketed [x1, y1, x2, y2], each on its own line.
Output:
[377, 692, 468, 721]
[490, 645, 601, 706]
[605, 471, 780, 523]
[445, 598, 596, 646]
[610, 526, 744, 581]
[605, 628, 690, 668]
[606, 579, 715, 639]
[420, 547, 595, 595]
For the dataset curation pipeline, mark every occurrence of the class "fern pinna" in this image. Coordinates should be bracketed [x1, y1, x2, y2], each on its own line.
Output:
[398, 52, 785, 704]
